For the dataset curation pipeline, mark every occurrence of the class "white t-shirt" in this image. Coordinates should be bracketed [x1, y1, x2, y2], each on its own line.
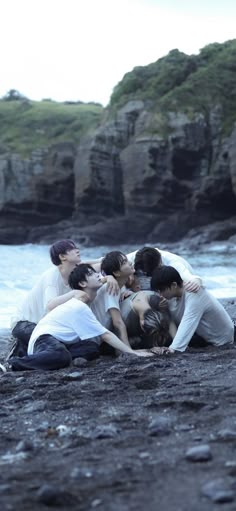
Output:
[91, 283, 121, 329]
[28, 298, 107, 354]
[127, 248, 200, 282]
[11, 266, 69, 328]
[168, 288, 234, 352]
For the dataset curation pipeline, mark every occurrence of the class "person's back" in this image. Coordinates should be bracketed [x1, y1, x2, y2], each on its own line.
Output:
[11, 266, 68, 328]
[168, 287, 234, 350]
[151, 265, 234, 353]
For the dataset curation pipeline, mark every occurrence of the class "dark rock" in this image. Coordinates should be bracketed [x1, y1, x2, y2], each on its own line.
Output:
[92, 425, 119, 439]
[15, 440, 35, 452]
[215, 429, 236, 441]
[185, 444, 212, 462]
[149, 415, 172, 436]
[202, 479, 235, 503]
[73, 357, 88, 367]
[0, 99, 236, 245]
[36, 484, 77, 506]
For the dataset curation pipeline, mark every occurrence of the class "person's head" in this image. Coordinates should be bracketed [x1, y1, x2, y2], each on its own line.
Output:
[101, 251, 133, 281]
[138, 293, 169, 344]
[50, 239, 80, 266]
[68, 264, 102, 291]
[134, 247, 162, 276]
[141, 308, 170, 347]
[151, 265, 183, 299]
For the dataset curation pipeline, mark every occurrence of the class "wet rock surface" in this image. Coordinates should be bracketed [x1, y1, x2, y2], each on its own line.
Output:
[0, 300, 236, 511]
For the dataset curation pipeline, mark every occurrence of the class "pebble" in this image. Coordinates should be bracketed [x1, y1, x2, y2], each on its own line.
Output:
[73, 357, 88, 367]
[202, 479, 235, 503]
[36, 484, 76, 506]
[70, 467, 93, 479]
[63, 371, 83, 381]
[37, 484, 61, 505]
[92, 424, 118, 439]
[15, 440, 35, 452]
[185, 444, 212, 462]
[56, 425, 71, 437]
[149, 416, 172, 436]
[216, 428, 236, 441]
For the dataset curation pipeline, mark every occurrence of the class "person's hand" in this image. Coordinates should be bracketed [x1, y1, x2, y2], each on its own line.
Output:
[150, 346, 170, 355]
[120, 289, 133, 301]
[184, 278, 201, 293]
[158, 296, 168, 309]
[106, 276, 120, 295]
[166, 347, 175, 354]
[134, 349, 154, 357]
[74, 290, 90, 303]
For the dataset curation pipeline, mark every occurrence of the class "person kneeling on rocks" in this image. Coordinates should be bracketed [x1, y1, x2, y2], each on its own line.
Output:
[9, 264, 153, 371]
[151, 265, 234, 354]
[8, 239, 119, 360]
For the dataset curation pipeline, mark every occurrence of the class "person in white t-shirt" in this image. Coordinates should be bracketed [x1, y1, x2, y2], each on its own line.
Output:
[150, 265, 234, 353]
[10, 264, 153, 371]
[127, 246, 202, 293]
[9, 239, 118, 359]
[91, 251, 134, 349]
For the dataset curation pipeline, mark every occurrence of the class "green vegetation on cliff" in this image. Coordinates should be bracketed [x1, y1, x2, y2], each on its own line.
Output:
[110, 39, 236, 135]
[0, 97, 104, 156]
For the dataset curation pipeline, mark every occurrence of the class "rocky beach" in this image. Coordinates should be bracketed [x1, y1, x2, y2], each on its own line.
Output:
[0, 298, 236, 511]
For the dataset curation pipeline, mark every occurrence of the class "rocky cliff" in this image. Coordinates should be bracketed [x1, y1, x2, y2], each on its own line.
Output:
[0, 41, 236, 245]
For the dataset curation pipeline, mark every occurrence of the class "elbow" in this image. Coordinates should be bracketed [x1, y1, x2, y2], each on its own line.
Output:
[46, 301, 54, 313]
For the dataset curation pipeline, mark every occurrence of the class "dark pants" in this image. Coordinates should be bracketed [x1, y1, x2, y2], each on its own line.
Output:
[10, 334, 100, 371]
[11, 321, 36, 357]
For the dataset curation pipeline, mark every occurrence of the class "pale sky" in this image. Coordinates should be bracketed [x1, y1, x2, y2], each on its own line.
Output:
[0, 0, 236, 106]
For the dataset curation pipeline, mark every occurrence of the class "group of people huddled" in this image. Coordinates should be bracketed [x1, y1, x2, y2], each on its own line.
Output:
[3, 239, 235, 371]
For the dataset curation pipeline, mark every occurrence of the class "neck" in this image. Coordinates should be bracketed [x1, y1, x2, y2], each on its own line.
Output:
[58, 262, 76, 282]
[83, 287, 98, 303]
[116, 276, 128, 288]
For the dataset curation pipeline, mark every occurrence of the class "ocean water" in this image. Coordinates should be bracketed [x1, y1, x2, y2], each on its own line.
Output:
[0, 242, 236, 330]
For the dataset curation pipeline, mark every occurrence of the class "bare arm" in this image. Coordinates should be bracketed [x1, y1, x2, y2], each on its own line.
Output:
[47, 290, 89, 312]
[82, 259, 102, 272]
[100, 275, 120, 295]
[109, 308, 131, 347]
[184, 277, 202, 293]
[169, 320, 177, 339]
[101, 331, 152, 357]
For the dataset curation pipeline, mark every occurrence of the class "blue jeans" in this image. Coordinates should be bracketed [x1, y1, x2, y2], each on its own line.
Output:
[10, 334, 100, 371]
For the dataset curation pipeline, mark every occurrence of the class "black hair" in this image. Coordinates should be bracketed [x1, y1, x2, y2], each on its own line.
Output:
[134, 247, 162, 276]
[101, 251, 127, 277]
[68, 264, 96, 290]
[151, 265, 183, 292]
[50, 239, 77, 266]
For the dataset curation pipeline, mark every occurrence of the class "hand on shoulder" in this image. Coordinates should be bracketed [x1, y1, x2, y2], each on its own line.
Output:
[73, 290, 90, 303]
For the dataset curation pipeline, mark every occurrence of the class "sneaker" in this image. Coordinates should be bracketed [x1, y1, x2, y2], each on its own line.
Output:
[6, 338, 24, 360]
[0, 362, 7, 373]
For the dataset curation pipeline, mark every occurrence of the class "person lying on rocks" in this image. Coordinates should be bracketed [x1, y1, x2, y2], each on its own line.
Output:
[120, 289, 177, 351]
[88, 250, 171, 354]
[127, 246, 202, 293]
[8, 239, 118, 359]
[150, 265, 234, 354]
[9, 264, 153, 371]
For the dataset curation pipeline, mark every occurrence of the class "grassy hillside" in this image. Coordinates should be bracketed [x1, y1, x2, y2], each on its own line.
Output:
[0, 98, 104, 157]
[110, 39, 236, 135]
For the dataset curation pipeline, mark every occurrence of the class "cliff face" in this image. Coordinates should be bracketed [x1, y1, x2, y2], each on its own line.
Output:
[72, 100, 236, 243]
[0, 143, 76, 243]
[0, 41, 236, 245]
[0, 100, 235, 245]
